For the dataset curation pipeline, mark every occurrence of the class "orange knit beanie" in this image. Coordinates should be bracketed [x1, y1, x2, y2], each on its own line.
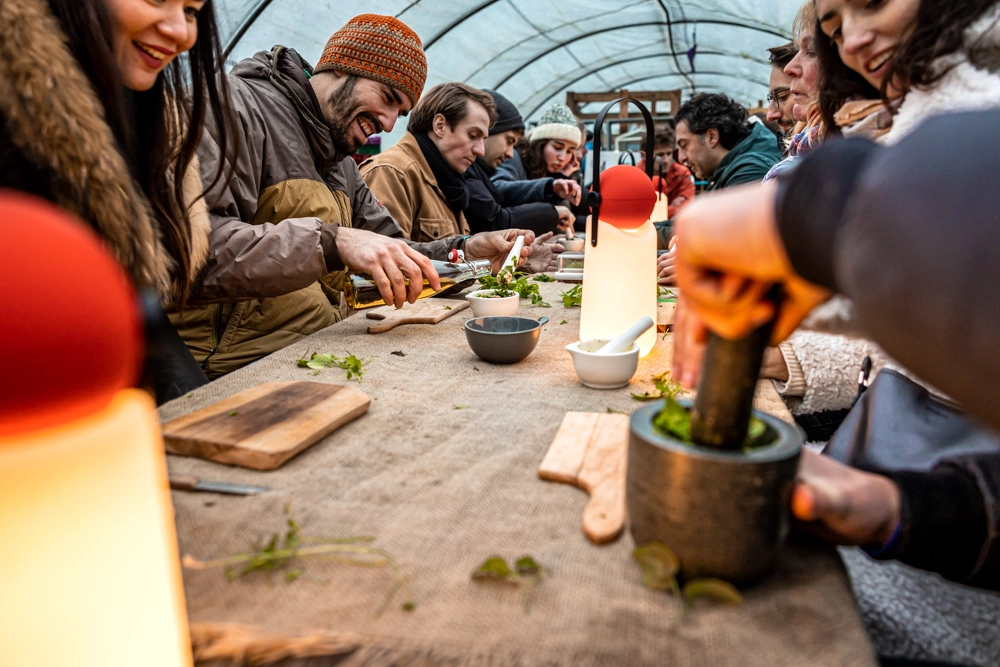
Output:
[314, 14, 428, 108]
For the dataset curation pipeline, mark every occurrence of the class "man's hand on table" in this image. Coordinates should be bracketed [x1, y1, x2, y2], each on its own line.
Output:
[465, 229, 536, 273]
[793, 449, 901, 549]
[524, 232, 564, 273]
[657, 239, 677, 285]
[335, 227, 440, 308]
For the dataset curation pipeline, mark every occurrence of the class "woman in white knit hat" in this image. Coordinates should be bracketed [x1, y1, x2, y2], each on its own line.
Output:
[491, 102, 583, 213]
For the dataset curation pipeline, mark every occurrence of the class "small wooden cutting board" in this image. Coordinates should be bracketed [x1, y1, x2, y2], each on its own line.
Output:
[162, 382, 370, 471]
[538, 412, 630, 545]
[365, 299, 469, 333]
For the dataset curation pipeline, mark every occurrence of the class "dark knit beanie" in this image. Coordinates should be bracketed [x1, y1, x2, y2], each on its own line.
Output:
[314, 14, 428, 108]
[483, 90, 524, 136]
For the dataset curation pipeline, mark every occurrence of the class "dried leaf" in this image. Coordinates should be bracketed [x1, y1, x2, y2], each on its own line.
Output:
[454, 404, 470, 410]
[633, 542, 680, 591]
[391, 351, 406, 357]
[682, 578, 744, 606]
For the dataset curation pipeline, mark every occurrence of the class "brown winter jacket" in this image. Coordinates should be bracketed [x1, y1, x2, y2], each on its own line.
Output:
[360, 132, 471, 242]
[172, 47, 461, 377]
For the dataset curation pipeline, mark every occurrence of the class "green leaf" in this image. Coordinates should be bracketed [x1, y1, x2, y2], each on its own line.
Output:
[559, 285, 583, 307]
[682, 578, 744, 606]
[444, 306, 452, 310]
[559, 320, 568, 325]
[187, 393, 194, 398]
[473, 556, 512, 580]
[533, 274, 556, 282]
[651, 395, 692, 442]
[607, 407, 628, 414]
[228, 411, 239, 417]
[306, 360, 328, 370]
[633, 542, 680, 591]
[285, 569, 303, 583]
[630, 392, 662, 402]
[744, 417, 772, 449]
[402, 601, 415, 611]
[454, 404, 470, 410]
[515, 556, 541, 577]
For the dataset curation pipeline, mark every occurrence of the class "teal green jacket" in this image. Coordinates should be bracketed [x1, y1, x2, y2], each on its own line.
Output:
[708, 123, 782, 191]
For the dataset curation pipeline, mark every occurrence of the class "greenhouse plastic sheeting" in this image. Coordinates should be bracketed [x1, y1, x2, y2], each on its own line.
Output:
[216, 0, 802, 127]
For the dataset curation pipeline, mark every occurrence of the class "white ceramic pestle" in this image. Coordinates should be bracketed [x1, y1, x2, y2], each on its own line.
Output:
[502, 235, 526, 272]
[593, 315, 655, 355]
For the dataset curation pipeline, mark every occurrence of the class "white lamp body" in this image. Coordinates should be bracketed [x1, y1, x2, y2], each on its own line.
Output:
[0, 390, 192, 667]
[580, 216, 658, 356]
[651, 193, 669, 222]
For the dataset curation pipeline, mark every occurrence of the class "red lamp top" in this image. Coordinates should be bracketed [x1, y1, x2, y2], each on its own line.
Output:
[0, 192, 142, 437]
[597, 165, 657, 230]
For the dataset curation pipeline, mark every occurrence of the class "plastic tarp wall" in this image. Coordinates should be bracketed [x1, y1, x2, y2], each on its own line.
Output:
[216, 0, 803, 145]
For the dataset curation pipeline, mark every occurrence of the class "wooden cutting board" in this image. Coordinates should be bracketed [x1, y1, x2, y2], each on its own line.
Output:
[538, 412, 630, 545]
[162, 382, 370, 471]
[365, 298, 469, 333]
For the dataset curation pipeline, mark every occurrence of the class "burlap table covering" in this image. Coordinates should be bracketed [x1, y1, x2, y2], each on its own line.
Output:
[160, 282, 876, 666]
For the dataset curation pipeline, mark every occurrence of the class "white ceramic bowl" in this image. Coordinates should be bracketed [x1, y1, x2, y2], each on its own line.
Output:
[565, 339, 640, 389]
[561, 238, 585, 252]
[466, 290, 520, 317]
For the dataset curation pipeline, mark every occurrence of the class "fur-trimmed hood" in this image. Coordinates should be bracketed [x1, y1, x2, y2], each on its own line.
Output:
[0, 0, 209, 300]
[886, 4, 1000, 143]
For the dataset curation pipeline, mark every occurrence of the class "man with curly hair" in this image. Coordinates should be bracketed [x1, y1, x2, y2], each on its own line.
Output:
[675, 93, 782, 190]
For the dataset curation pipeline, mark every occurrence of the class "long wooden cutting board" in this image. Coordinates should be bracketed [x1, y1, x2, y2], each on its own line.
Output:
[162, 382, 370, 471]
[365, 299, 468, 333]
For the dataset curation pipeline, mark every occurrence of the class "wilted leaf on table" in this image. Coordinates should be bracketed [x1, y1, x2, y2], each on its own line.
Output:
[473, 556, 511, 580]
[391, 350, 406, 357]
[633, 542, 680, 591]
[515, 556, 541, 577]
[682, 578, 744, 605]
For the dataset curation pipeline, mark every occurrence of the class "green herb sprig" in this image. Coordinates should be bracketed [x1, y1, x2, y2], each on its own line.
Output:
[533, 274, 556, 282]
[472, 555, 545, 613]
[478, 258, 551, 307]
[631, 371, 683, 402]
[559, 284, 582, 307]
[183, 505, 414, 614]
[298, 352, 370, 381]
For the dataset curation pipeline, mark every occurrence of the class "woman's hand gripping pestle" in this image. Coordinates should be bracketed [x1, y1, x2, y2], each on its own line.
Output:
[593, 316, 654, 356]
[689, 287, 782, 449]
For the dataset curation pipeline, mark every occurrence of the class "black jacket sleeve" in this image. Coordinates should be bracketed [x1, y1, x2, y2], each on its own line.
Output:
[775, 110, 1000, 590]
[463, 162, 560, 236]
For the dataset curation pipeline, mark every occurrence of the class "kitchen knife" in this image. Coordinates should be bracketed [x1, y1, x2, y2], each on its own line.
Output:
[169, 475, 270, 495]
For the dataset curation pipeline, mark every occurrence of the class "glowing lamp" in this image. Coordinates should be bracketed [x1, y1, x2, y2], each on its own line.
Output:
[580, 99, 659, 356]
[0, 194, 192, 666]
[650, 173, 670, 222]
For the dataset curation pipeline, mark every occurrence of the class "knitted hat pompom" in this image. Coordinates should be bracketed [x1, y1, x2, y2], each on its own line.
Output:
[529, 103, 582, 146]
[314, 14, 428, 108]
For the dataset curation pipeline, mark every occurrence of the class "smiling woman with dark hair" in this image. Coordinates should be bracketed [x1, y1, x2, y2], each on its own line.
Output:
[0, 0, 233, 402]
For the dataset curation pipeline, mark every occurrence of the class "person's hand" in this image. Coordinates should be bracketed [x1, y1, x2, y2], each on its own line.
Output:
[674, 182, 832, 345]
[552, 179, 582, 206]
[524, 232, 564, 273]
[760, 346, 790, 381]
[792, 449, 901, 547]
[554, 205, 575, 232]
[335, 227, 440, 308]
[657, 240, 677, 285]
[464, 229, 536, 273]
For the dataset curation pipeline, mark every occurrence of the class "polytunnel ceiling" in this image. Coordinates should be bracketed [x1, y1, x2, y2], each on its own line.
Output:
[215, 0, 800, 123]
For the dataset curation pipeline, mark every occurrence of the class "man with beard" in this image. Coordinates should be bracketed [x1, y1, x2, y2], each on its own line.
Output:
[675, 93, 781, 192]
[172, 15, 531, 377]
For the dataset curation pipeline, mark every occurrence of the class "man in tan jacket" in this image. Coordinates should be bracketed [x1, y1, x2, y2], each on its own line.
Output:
[174, 16, 530, 377]
[361, 84, 495, 243]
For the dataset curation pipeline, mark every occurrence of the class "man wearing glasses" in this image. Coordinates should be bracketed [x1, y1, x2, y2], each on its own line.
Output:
[766, 43, 798, 145]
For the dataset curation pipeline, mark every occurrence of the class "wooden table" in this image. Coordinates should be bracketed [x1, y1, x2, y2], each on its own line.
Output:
[160, 281, 876, 666]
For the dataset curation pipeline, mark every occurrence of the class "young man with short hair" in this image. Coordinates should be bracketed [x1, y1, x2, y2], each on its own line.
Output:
[361, 83, 495, 242]
[460, 90, 574, 236]
[638, 125, 696, 219]
[674, 93, 782, 191]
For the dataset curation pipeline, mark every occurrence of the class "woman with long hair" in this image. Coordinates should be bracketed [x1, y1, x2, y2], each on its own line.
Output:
[0, 0, 232, 401]
[814, 0, 1000, 141]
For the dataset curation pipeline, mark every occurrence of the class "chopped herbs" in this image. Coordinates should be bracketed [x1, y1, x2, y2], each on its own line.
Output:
[631, 371, 682, 402]
[472, 555, 545, 613]
[478, 257, 551, 307]
[297, 352, 370, 382]
[533, 274, 556, 282]
[559, 285, 583, 307]
[657, 287, 677, 302]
